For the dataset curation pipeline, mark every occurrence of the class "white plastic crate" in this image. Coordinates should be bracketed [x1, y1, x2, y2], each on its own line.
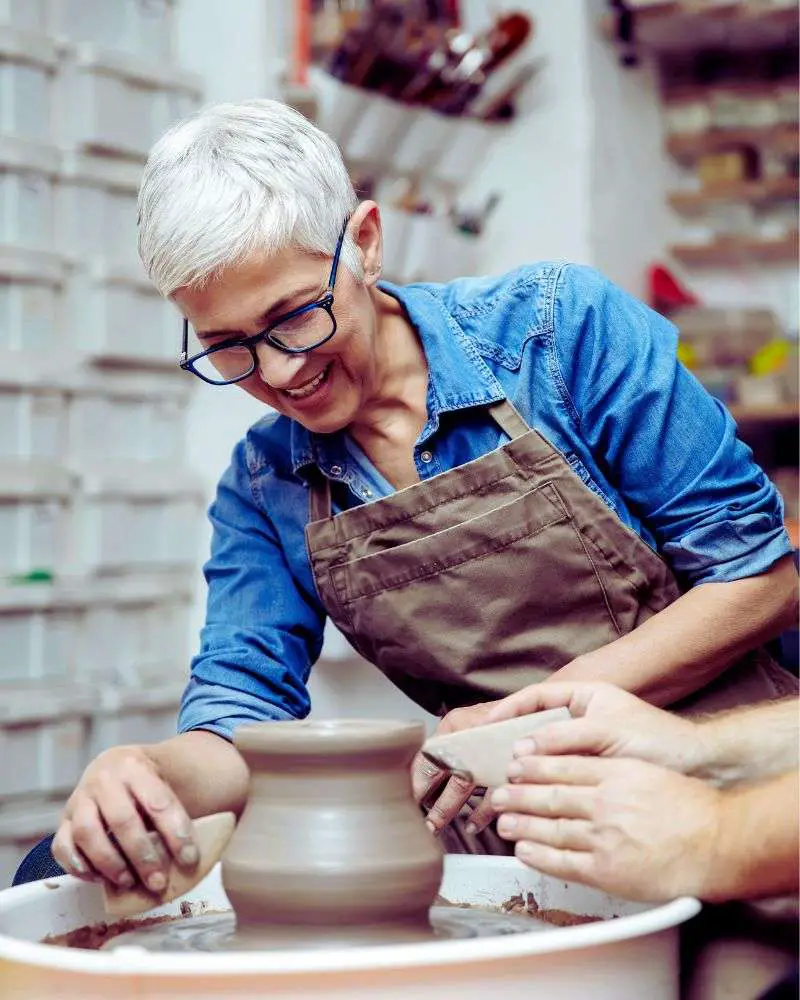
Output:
[0, 137, 57, 250]
[0, 248, 67, 351]
[88, 683, 183, 757]
[0, 31, 56, 144]
[56, 47, 202, 159]
[0, 687, 92, 798]
[0, 462, 73, 579]
[56, 152, 142, 267]
[52, 0, 176, 63]
[0, 0, 48, 33]
[70, 469, 203, 575]
[69, 263, 178, 367]
[0, 799, 65, 887]
[0, 363, 69, 461]
[79, 574, 192, 687]
[67, 372, 190, 466]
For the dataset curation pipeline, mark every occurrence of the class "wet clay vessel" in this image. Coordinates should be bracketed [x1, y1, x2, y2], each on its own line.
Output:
[222, 720, 444, 943]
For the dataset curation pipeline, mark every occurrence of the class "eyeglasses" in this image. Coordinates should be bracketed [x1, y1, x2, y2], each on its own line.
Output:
[179, 222, 348, 386]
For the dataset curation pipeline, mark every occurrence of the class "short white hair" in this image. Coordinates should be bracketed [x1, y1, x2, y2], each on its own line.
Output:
[138, 99, 360, 297]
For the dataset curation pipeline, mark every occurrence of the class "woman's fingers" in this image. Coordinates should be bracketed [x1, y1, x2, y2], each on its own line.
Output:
[412, 752, 449, 805]
[425, 774, 476, 834]
[125, 761, 198, 873]
[466, 788, 499, 834]
[64, 798, 136, 888]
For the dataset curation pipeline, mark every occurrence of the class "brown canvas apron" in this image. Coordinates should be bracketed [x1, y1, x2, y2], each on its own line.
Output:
[305, 399, 797, 853]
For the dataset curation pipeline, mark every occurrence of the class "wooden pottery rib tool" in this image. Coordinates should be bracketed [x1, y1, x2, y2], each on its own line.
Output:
[102, 811, 236, 919]
[421, 708, 572, 788]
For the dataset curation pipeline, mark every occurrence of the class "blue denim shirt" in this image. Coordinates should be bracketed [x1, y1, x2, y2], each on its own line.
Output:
[179, 262, 791, 740]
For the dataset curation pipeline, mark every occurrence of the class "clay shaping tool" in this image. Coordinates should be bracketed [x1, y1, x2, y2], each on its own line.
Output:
[421, 708, 572, 788]
[102, 811, 236, 919]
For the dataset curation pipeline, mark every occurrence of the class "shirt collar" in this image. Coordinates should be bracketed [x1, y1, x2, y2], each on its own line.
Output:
[290, 280, 504, 477]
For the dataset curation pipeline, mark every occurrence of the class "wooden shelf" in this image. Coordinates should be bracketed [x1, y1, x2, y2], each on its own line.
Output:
[670, 231, 798, 265]
[666, 125, 800, 161]
[668, 178, 799, 214]
[729, 403, 799, 423]
[605, 2, 799, 54]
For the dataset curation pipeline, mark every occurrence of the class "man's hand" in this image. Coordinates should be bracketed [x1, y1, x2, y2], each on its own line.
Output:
[412, 702, 500, 836]
[52, 745, 198, 892]
[492, 755, 722, 902]
[485, 681, 705, 775]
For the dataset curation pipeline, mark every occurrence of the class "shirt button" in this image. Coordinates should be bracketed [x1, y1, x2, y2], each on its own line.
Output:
[420, 450, 433, 464]
[363, 488, 373, 498]
[330, 464, 343, 477]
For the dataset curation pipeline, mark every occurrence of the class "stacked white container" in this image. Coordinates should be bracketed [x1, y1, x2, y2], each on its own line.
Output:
[0, 0, 203, 884]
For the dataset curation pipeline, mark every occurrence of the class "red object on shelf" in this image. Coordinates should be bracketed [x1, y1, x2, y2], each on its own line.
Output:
[292, 0, 311, 87]
[648, 262, 700, 315]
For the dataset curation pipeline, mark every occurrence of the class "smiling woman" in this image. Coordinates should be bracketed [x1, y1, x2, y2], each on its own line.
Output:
[17, 96, 797, 894]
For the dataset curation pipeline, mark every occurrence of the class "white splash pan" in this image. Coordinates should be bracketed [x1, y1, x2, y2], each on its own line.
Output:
[0, 855, 700, 1000]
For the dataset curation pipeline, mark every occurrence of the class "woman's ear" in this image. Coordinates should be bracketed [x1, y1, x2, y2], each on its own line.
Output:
[348, 201, 383, 286]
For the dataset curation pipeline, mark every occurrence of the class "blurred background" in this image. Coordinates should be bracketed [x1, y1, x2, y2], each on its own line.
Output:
[0, 0, 797, 882]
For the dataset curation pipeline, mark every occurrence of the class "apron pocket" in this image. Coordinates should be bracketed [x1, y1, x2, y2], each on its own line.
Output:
[330, 482, 569, 604]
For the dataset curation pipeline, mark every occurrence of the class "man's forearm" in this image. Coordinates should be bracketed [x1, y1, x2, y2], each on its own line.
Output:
[689, 698, 799, 786]
[551, 554, 797, 706]
[702, 771, 799, 902]
[145, 730, 250, 818]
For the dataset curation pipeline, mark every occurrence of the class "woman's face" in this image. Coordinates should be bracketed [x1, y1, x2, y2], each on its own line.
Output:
[173, 207, 383, 435]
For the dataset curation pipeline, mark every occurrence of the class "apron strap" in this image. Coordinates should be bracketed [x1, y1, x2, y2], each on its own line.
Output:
[489, 398, 531, 439]
[308, 471, 332, 522]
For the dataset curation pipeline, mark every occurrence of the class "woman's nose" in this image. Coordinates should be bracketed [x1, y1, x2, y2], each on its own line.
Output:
[253, 340, 307, 389]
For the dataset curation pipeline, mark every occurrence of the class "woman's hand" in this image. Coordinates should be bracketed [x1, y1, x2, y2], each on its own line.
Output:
[486, 681, 705, 775]
[51, 745, 198, 893]
[492, 755, 722, 902]
[412, 702, 500, 836]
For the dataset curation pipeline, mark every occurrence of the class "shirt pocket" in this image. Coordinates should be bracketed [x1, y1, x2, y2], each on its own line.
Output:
[565, 452, 618, 514]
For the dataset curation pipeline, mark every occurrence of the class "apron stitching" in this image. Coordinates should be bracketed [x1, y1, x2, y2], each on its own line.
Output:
[334, 509, 569, 604]
[307, 451, 565, 555]
[572, 527, 623, 636]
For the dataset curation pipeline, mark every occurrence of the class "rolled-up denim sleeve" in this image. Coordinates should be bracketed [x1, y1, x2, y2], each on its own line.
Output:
[553, 264, 792, 586]
[178, 440, 325, 741]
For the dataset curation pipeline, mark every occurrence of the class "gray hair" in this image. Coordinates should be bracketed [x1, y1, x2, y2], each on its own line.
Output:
[137, 99, 360, 297]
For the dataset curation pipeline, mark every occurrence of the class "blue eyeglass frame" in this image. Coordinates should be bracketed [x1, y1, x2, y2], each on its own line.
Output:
[179, 221, 349, 386]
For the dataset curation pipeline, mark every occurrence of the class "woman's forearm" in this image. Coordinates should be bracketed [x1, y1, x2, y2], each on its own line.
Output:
[703, 771, 799, 902]
[551, 554, 797, 706]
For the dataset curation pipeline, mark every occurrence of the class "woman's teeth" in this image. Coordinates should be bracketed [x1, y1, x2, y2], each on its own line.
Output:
[284, 365, 330, 399]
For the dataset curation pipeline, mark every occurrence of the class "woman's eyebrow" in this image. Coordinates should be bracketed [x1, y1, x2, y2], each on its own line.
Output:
[195, 285, 322, 340]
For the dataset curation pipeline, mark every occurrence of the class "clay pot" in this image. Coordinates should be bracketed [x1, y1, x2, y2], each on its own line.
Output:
[222, 720, 444, 936]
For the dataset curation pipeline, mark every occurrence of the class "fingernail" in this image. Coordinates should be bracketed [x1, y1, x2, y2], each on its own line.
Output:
[178, 844, 199, 867]
[491, 788, 510, 807]
[513, 738, 536, 757]
[425, 819, 437, 835]
[147, 872, 167, 893]
[464, 822, 478, 836]
[516, 840, 533, 857]
[507, 760, 523, 780]
[139, 847, 159, 865]
[118, 871, 135, 889]
[176, 818, 193, 840]
[69, 853, 86, 875]
[497, 814, 517, 833]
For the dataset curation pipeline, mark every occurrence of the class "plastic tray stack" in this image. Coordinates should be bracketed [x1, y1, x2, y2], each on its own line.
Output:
[0, 0, 203, 884]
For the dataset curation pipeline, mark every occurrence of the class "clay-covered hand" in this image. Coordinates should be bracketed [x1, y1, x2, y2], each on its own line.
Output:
[412, 701, 500, 836]
[51, 745, 198, 893]
[492, 755, 721, 902]
[485, 681, 703, 775]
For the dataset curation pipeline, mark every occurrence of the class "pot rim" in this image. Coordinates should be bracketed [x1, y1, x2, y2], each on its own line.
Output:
[233, 718, 426, 755]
